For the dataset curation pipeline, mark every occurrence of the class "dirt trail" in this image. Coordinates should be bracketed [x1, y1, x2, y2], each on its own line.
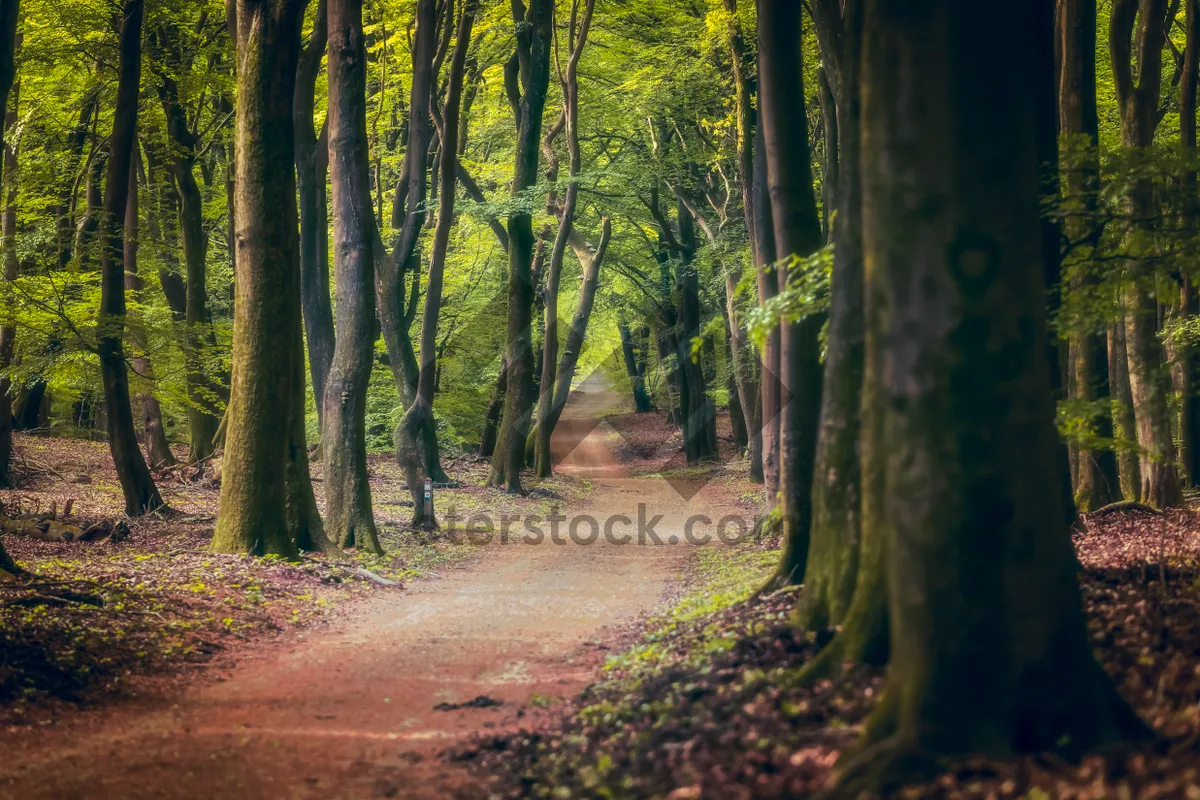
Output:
[0, 375, 737, 799]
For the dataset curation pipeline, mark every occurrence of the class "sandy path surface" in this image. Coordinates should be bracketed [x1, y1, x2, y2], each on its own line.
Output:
[0, 377, 736, 799]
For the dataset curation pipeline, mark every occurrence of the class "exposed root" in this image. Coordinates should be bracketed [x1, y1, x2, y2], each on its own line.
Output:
[1091, 500, 1161, 517]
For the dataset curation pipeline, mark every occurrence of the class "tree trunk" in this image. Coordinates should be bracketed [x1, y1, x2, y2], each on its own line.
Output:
[211, 0, 309, 558]
[156, 38, 221, 463]
[396, 0, 475, 524]
[294, 0, 334, 423]
[619, 321, 653, 412]
[1060, 0, 1117, 509]
[753, 117, 781, 512]
[323, 0, 381, 553]
[1109, 319, 1141, 498]
[96, 0, 164, 518]
[125, 148, 176, 470]
[1179, 0, 1200, 485]
[1110, 0, 1181, 508]
[802, 0, 865, 630]
[489, 0, 553, 492]
[759, 0, 826, 588]
[834, 4, 1150, 791]
[0, 31, 17, 490]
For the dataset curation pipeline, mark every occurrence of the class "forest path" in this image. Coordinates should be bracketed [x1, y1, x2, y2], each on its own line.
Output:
[0, 374, 737, 800]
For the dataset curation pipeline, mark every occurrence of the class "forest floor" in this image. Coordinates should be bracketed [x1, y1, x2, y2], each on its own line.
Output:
[0, 375, 759, 799]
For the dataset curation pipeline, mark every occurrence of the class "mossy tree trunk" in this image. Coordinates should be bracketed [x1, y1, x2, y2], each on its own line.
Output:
[834, 3, 1151, 791]
[800, 0, 864, 630]
[96, 0, 164, 518]
[323, 0, 381, 553]
[488, 0, 553, 493]
[759, 0, 825, 588]
[211, 0, 308, 558]
[753, 120, 781, 512]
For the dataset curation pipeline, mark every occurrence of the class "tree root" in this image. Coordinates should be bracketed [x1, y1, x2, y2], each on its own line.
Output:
[1090, 500, 1161, 517]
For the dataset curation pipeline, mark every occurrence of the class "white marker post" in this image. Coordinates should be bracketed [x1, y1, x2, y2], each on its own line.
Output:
[423, 477, 434, 531]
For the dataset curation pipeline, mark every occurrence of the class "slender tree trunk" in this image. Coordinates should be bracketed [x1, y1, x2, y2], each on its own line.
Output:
[294, 0, 334, 423]
[753, 119, 781, 512]
[212, 0, 309, 558]
[97, 0, 163, 518]
[1109, 319, 1141, 497]
[759, 0, 826, 588]
[396, 0, 475, 524]
[835, 5, 1150, 791]
[323, 0, 381, 553]
[157, 45, 220, 463]
[1110, 0, 1181, 507]
[1060, 0, 1118, 509]
[479, 363, 506, 457]
[489, 0, 553, 492]
[125, 149, 176, 470]
[0, 33, 17, 491]
[619, 322, 653, 412]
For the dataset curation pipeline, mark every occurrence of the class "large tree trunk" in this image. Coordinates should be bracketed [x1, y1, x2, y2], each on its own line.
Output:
[1060, 0, 1118, 509]
[1110, 0, 1181, 508]
[396, 0, 475, 524]
[759, 0, 826, 588]
[97, 0, 164, 518]
[834, 3, 1149, 792]
[801, 0, 865, 631]
[211, 0, 309, 558]
[1178, 0, 1200, 485]
[489, 0, 554, 492]
[323, 0, 381, 553]
[294, 0, 334, 423]
[125, 149, 177, 470]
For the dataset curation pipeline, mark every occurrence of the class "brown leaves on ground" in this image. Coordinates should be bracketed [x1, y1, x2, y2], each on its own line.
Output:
[459, 507, 1200, 800]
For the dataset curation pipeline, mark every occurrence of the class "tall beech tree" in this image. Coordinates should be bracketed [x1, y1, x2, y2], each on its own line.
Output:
[833, 2, 1150, 792]
[97, 0, 163, 518]
[294, 0, 333, 422]
[1110, 0, 1181, 508]
[532, 0, 600, 478]
[323, 0, 382, 553]
[759, 0, 825, 589]
[1059, 0, 1119, 510]
[489, 0, 553, 492]
[0, 0, 19, 534]
[396, 0, 476, 520]
[212, 0, 312, 558]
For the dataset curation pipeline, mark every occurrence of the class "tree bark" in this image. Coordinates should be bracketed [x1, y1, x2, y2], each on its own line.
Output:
[1110, 0, 1181, 507]
[1060, 0, 1118, 509]
[212, 0, 310, 558]
[97, 0, 164, 518]
[802, 0, 865, 631]
[759, 0, 826, 588]
[834, 4, 1150, 791]
[294, 0, 334, 423]
[618, 321, 653, 412]
[323, 0, 381, 553]
[125, 148, 177, 470]
[752, 117, 781, 512]
[0, 25, 17, 491]
[155, 27, 221, 463]
[396, 0, 476, 524]
[489, 0, 553, 492]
